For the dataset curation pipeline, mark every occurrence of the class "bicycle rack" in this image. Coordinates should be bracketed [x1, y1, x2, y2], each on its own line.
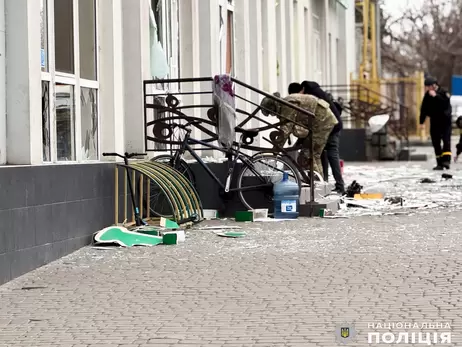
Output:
[114, 161, 203, 226]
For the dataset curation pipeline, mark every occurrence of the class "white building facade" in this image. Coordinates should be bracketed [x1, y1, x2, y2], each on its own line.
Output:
[0, 0, 355, 284]
[0, 0, 355, 166]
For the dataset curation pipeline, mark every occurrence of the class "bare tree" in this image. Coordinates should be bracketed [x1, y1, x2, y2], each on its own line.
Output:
[381, 0, 462, 89]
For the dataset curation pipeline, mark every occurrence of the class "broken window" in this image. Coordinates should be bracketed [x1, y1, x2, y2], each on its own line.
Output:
[55, 83, 76, 161]
[226, 10, 234, 75]
[80, 88, 98, 160]
[150, 0, 169, 79]
[42, 81, 51, 162]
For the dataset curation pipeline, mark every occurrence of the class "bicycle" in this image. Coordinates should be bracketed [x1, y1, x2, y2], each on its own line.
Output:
[149, 120, 301, 215]
[251, 137, 325, 184]
[102, 152, 148, 227]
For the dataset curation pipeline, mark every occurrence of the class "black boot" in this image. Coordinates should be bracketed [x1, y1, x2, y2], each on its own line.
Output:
[440, 153, 451, 169]
[433, 157, 444, 170]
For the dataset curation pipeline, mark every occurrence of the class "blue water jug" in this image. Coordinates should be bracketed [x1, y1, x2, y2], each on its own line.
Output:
[273, 171, 299, 219]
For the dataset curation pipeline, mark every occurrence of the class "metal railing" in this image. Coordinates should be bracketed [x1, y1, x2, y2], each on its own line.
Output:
[143, 76, 318, 211]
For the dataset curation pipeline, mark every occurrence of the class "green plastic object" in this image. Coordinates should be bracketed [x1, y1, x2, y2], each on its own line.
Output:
[160, 217, 180, 229]
[162, 230, 186, 245]
[163, 233, 178, 245]
[137, 227, 160, 236]
[217, 231, 246, 238]
[93, 227, 163, 247]
[235, 211, 254, 222]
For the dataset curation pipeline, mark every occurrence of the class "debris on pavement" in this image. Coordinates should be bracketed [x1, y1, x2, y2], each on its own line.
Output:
[197, 225, 243, 230]
[162, 230, 186, 245]
[253, 218, 298, 222]
[160, 217, 180, 229]
[235, 211, 254, 222]
[335, 163, 462, 217]
[203, 209, 219, 220]
[420, 178, 436, 184]
[354, 193, 384, 200]
[319, 208, 334, 217]
[93, 226, 163, 247]
[346, 180, 363, 197]
[216, 231, 246, 238]
[385, 196, 404, 205]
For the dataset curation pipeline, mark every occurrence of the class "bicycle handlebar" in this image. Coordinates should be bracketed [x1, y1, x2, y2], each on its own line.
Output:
[102, 152, 147, 159]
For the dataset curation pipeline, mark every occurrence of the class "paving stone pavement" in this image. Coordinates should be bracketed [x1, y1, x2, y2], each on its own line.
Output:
[2, 209, 462, 347]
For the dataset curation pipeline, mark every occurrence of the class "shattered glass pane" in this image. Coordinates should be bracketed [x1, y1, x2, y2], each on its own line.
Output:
[80, 88, 98, 160]
[42, 81, 51, 162]
[56, 84, 76, 161]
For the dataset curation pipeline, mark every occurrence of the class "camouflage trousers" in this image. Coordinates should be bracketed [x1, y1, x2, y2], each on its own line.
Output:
[296, 122, 335, 174]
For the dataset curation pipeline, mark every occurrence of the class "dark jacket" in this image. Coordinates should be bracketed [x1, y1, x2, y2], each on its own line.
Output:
[420, 87, 452, 128]
[301, 81, 343, 133]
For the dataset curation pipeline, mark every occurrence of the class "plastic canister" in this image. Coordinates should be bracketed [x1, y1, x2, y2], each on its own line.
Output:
[273, 171, 299, 219]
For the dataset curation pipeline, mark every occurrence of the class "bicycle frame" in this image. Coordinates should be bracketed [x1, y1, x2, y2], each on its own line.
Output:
[172, 132, 272, 194]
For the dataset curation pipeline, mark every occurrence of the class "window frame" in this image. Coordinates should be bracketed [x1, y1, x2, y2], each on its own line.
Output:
[218, 0, 234, 75]
[41, 0, 100, 163]
[151, 0, 180, 93]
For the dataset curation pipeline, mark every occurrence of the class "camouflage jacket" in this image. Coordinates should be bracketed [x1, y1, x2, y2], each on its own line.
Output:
[261, 93, 338, 140]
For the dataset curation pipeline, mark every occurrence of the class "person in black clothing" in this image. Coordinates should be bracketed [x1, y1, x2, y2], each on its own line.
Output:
[420, 76, 452, 170]
[301, 80, 345, 194]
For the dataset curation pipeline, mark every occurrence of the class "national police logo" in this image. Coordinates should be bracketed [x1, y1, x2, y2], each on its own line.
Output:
[335, 323, 356, 344]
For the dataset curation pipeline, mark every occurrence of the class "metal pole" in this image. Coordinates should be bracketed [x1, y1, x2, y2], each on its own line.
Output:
[309, 115, 314, 217]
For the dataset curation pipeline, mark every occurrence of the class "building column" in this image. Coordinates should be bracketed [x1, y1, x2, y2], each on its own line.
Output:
[99, 0, 125, 160]
[122, 0, 150, 153]
[198, 0, 220, 149]
[285, 0, 295, 84]
[276, 0, 287, 93]
[248, 0, 263, 136]
[234, 0, 251, 116]
[261, 0, 277, 93]
[5, 0, 42, 165]
[178, 0, 201, 142]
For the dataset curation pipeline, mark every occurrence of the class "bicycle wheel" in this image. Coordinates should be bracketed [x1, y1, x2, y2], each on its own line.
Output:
[147, 155, 196, 217]
[253, 151, 323, 186]
[237, 155, 301, 211]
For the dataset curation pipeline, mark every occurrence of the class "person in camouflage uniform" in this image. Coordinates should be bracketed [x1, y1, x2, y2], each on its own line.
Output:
[260, 92, 338, 174]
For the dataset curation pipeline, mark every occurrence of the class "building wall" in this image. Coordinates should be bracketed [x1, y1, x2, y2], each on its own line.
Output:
[176, 0, 355, 149]
[0, 163, 114, 285]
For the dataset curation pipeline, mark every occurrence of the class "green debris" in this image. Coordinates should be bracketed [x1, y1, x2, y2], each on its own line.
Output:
[160, 217, 180, 229]
[235, 211, 254, 222]
[162, 230, 186, 245]
[217, 231, 246, 238]
[93, 226, 163, 247]
[135, 226, 161, 236]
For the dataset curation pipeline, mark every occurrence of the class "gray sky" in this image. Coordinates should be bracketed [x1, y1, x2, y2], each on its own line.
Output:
[381, 0, 424, 18]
